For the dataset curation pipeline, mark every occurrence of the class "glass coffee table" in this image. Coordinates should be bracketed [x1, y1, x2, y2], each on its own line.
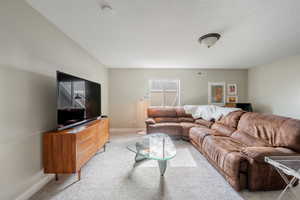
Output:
[127, 133, 176, 176]
[265, 156, 300, 200]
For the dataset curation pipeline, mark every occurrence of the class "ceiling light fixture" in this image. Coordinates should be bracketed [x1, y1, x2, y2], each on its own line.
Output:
[101, 4, 112, 11]
[198, 33, 221, 48]
[99, 1, 114, 15]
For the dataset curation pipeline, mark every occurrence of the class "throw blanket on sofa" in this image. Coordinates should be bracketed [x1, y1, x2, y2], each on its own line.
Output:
[183, 105, 241, 121]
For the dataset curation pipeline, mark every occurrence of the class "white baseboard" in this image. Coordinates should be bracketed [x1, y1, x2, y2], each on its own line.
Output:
[15, 173, 54, 200]
[110, 128, 145, 132]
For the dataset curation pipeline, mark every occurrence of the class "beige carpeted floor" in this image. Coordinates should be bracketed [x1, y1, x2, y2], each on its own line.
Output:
[30, 130, 299, 200]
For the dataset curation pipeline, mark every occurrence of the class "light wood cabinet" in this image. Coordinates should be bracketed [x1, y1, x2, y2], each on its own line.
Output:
[43, 118, 109, 180]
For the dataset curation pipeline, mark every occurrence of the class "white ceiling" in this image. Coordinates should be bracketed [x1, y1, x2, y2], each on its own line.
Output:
[27, 0, 300, 69]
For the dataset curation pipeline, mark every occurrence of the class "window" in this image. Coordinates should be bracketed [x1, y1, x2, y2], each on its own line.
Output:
[149, 80, 180, 106]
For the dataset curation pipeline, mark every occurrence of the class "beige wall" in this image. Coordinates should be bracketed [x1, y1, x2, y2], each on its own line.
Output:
[0, 1, 108, 199]
[109, 68, 248, 128]
[248, 55, 300, 119]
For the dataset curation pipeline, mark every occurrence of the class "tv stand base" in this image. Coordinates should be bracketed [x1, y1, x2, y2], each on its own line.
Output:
[43, 119, 110, 181]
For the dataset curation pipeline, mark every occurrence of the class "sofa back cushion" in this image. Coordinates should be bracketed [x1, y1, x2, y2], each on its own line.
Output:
[148, 107, 194, 123]
[148, 107, 177, 118]
[211, 122, 236, 137]
[231, 130, 270, 147]
[176, 107, 195, 122]
[237, 112, 300, 151]
[178, 117, 195, 123]
[175, 107, 193, 118]
[154, 117, 179, 123]
[195, 119, 214, 128]
[278, 119, 300, 152]
[218, 110, 245, 128]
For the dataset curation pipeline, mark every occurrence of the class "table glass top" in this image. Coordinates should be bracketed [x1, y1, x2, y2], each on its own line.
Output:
[127, 133, 176, 161]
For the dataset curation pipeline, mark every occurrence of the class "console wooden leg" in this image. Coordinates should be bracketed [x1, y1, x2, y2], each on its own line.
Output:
[55, 174, 58, 181]
[78, 169, 81, 181]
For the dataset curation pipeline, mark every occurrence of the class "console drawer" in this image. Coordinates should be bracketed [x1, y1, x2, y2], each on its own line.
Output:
[76, 143, 97, 170]
[43, 119, 109, 179]
[76, 125, 96, 142]
[77, 134, 95, 154]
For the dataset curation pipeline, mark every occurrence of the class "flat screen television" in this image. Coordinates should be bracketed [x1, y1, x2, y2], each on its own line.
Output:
[57, 71, 101, 130]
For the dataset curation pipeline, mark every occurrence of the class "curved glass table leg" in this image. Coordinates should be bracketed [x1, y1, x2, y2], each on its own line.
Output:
[158, 160, 167, 176]
[133, 152, 149, 167]
[135, 153, 147, 162]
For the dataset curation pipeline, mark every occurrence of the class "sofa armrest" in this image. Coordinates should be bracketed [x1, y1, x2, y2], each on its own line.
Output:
[242, 147, 299, 191]
[145, 118, 156, 125]
[241, 147, 298, 163]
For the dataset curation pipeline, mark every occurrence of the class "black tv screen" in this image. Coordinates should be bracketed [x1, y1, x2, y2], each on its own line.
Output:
[57, 71, 101, 130]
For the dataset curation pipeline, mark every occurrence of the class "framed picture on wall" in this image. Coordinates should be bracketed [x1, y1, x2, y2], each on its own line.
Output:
[208, 82, 226, 106]
[227, 96, 238, 103]
[227, 84, 237, 96]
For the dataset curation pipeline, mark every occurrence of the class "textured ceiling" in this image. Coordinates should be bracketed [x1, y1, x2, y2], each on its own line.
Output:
[27, 0, 300, 68]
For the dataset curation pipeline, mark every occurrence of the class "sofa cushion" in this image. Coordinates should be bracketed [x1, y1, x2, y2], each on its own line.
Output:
[148, 122, 181, 128]
[154, 117, 179, 123]
[237, 112, 300, 151]
[180, 122, 198, 138]
[231, 130, 270, 147]
[189, 126, 215, 147]
[279, 119, 300, 152]
[195, 119, 214, 128]
[147, 123, 182, 136]
[179, 117, 194, 123]
[202, 136, 247, 178]
[211, 122, 236, 137]
[148, 107, 177, 118]
[175, 107, 193, 118]
[218, 110, 245, 128]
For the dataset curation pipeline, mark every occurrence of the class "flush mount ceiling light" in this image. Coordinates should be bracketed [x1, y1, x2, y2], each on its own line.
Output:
[198, 33, 221, 48]
[99, 0, 114, 15]
[101, 4, 112, 11]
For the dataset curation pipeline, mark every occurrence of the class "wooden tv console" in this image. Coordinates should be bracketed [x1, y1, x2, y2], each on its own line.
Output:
[43, 118, 109, 180]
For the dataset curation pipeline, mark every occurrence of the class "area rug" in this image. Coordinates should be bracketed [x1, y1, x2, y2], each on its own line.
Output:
[140, 148, 197, 168]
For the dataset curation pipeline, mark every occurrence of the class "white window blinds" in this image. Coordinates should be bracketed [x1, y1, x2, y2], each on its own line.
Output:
[149, 80, 180, 106]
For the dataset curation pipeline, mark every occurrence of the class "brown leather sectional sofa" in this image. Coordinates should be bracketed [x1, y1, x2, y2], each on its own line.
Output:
[146, 107, 300, 191]
[146, 106, 212, 140]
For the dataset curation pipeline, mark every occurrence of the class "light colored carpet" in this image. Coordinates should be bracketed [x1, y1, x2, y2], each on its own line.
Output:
[30, 130, 299, 200]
